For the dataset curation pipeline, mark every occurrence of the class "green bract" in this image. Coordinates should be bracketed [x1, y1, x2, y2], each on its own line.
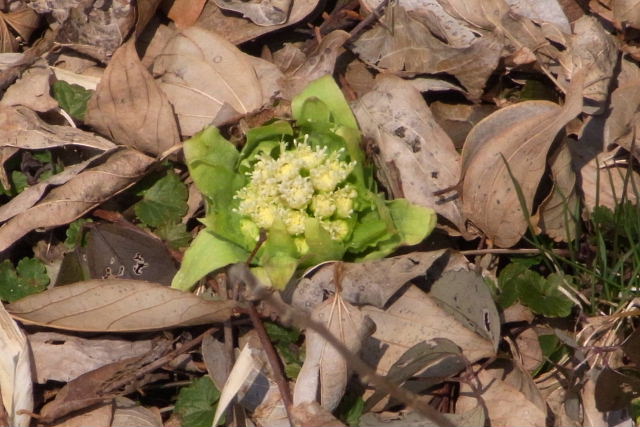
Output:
[171, 75, 437, 290]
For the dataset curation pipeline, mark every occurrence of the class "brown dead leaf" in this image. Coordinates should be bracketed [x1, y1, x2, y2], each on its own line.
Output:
[165, 0, 207, 29]
[29, 331, 154, 383]
[352, 6, 503, 99]
[7, 279, 237, 332]
[0, 148, 153, 253]
[362, 286, 495, 377]
[152, 26, 265, 136]
[50, 403, 113, 427]
[0, 7, 40, 53]
[612, 0, 640, 29]
[0, 105, 116, 151]
[196, 0, 319, 45]
[1, 60, 58, 112]
[292, 251, 449, 310]
[213, 0, 292, 26]
[457, 360, 547, 427]
[85, 39, 180, 156]
[280, 30, 349, 99]
[430, 101, 496, 150]
[503, 304, 543, 373]
[461, 70, 584, 247]
[291, 402, 346, 427]
[111, 397, 163, 427]
[605, 57, 640, 161]
[294, 296, 374, 411]
[353, 75, 470, 236]
[536, 141, 579, 242]
[0, 152, 110, 223]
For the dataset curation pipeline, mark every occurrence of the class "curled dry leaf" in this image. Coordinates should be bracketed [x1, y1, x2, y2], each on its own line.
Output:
[351, 5, 502, 99]
[165, 0, 207, 29]
[291, 401, 346, 427]
[152, 26, 265, 136]
[280, 30, 349, 100]
[0, 148, 154, 253]
[353, 75, 470, 236]
[612, 0, 640, 29]
[0, 152, 110, 223]
[29, 331, 153, 383]
[293, 296, 374, 411]
[85, 39, 180, 156]
[568, 16, 617, 114]
[460, 70, 584, 248]
[536, 141, 579, 242]
[1, 59, 58, 112]
[0, 302, 33, 427]
[0, 105, 116, 151]
[112, 397, 163, 427]
[605, 57, 640, 161]
[6, 279, 237, 332]
[196, 0, 319, 45]
[506, 0, 571, 32]
[213, 0, 292, 26]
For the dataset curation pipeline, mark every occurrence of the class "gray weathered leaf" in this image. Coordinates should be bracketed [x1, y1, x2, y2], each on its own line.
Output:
[7, 279, 237, 332]
[213, 0, 291, 26]
[461, 70, 584, 247]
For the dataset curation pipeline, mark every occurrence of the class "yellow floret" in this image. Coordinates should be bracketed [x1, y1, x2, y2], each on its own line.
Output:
[321, 219, 350, 241]
[334, 185, 357, 218]
[282, 209, 307, 235]
[310, 193, 336, 219]
[279, 176, 314, 209]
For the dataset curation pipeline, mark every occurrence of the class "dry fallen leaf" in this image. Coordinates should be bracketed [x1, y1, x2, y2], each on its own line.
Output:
[457, 360, 547, 427]
[352, 6, 503, 99]
[0, 148, 153, 253]
[28, 331, 154, 383]
[111, 397, 163, 427]
[196, 0, 319, 45]
[605, 56, 640, 161]
[292, 250, 449, 310]
[0, 302, 33, 427]
[0, 59, 58, 112]
[7, 279, 237, 332]
[353, 75, 470, 236]
[536, 141, 579, 242]
[461, 70, 584, 247]
[50, 403, 113, 427]
[294, 296, 374, 411]
[165, 0, 207, 28]
[152, 26, 265, 136]
[85, 39, 180, 156]
[213, 0, 292, 26]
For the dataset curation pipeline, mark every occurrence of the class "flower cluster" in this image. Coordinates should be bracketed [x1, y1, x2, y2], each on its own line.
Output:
[234, 138, 357, 241]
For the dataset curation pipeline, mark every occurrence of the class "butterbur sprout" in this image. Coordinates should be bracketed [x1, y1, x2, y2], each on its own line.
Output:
[172, 75, 437, 291]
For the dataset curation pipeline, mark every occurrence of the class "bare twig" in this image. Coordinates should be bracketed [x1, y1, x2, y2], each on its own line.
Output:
[346, 0, 391, 43]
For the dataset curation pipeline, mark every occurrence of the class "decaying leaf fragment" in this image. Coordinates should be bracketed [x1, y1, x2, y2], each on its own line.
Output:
[353, 75, 470, 236]
[0, 148, 153, 253]
[214, 0, 292, 26]
[85, 39, 180, 156]
[605, 57, 640, 161]
[460, 70, 585, 247]
[7, 279, 237, 332]
[293, 296, 374, 412]
[152, 26, 266, 136]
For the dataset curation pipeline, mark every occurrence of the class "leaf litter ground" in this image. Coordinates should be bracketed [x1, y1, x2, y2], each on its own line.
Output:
[1, 0, 640, 426]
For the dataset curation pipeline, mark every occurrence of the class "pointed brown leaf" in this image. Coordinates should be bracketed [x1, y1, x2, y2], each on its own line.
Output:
[460, 70, 584, 247]
[7, 279, 237, 332]
[85, 40, 179, 156]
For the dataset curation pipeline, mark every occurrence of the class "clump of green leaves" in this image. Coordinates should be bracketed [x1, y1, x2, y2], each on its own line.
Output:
[52, 80, 93, 121]
[495, 262, 573, 317]
[172, 76, 437, 291]
[174, 376, 221, 427]
[0, 258, 49, 302]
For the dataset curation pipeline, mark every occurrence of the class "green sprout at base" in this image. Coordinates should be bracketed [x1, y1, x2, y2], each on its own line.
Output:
[171, 75, 437, 291]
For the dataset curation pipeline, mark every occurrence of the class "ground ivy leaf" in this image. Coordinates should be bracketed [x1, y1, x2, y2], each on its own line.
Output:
[64, 218, 93, 250]
[518, 273, 574, 317]
[0, 258, 49, 303]
[135, 171, 188, 228]
[175, 376, 221, 427]
[52, 80, 93, 121]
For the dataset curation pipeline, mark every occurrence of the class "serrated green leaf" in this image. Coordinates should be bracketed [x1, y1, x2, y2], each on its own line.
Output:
[52, 80, 93, 120]
[0, 258, 49, 303]
[337, 393, 364, 426]
[135, 171, 188, 228]
[265, 321, 301, 344]
[175, 376, 221, 427]
[11, 170, 27, 193]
